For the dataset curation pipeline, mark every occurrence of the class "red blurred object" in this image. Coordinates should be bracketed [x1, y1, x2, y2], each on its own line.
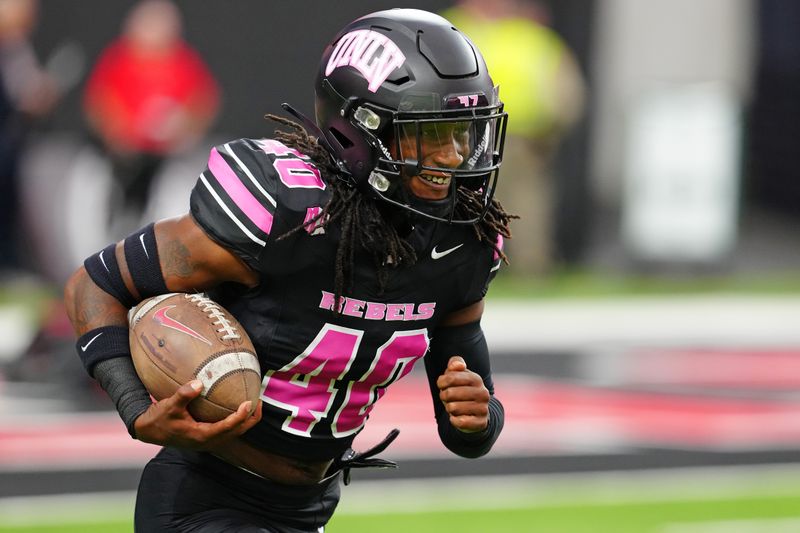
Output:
[83, 35, 219, 155]
[83, 0, 219, 155]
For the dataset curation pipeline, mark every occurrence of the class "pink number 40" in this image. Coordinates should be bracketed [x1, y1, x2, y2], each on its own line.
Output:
[258, 139, 325, 189]
[260, 324, 429, 437]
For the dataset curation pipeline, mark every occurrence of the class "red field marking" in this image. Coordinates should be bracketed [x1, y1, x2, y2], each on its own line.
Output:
[3, 374, 800, 469]
[0, 415, 158, 468]
[625, 348, 800, 389]
[355, 375, 800, 455]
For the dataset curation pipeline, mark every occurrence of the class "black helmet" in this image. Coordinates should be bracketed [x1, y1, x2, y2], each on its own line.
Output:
[313, 8, 507, 224]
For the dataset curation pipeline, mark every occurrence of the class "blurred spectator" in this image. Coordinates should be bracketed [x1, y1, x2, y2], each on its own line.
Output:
[0, 0, 58, 273]
[83, 0, 219, 232]
[442, 0, 585, 275]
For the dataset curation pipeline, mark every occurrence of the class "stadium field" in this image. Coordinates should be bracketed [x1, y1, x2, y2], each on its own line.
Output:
[2, 468, 799, 532]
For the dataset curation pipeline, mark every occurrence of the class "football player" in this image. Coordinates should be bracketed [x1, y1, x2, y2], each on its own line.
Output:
[65, 8, 513, 532]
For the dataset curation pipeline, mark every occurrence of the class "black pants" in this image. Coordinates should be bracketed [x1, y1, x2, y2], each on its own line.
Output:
[134, 447, 341, 533]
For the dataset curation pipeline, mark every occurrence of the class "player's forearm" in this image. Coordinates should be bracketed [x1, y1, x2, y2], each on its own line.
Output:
[65, 264, 151, 437]
[64, 266, 129, 335]
[64, 250, 164, 443]
[425, 319, 504, 457]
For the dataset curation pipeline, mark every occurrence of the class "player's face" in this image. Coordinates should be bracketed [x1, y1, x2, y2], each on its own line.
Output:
[394, 121, 471, 200]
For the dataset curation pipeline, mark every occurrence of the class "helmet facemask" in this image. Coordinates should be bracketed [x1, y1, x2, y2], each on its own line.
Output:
[321, 84, 508, 224]
[312, 9, 508, 224]
[378, 91, 507, 224]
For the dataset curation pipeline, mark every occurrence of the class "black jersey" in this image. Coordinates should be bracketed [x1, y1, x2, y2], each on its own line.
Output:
[189, 138, 502, 461]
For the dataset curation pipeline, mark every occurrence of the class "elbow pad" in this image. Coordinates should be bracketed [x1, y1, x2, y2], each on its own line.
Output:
[83, 223, 167, 309]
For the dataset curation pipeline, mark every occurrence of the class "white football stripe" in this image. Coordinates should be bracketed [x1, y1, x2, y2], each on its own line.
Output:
[222, 142, 277, 207]
[128, 293, 178, 326]
[196, 352, 260, 396]
[199, 173, 267, 247]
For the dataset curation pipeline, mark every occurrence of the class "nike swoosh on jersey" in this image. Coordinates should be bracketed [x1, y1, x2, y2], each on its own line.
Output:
[431, 243, 464, 260]
[152, 306, 212, 345]
[80, 332, 103, 352]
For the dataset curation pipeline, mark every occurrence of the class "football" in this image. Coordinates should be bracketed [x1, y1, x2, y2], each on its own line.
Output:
[128, 292, 261, 422]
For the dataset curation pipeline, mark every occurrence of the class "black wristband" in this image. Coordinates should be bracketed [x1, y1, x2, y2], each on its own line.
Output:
[76, 326, 152, 438]
[76, 326, 131, 376]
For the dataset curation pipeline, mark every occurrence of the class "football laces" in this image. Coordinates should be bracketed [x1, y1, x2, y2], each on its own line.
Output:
[186, 293, 241, 340]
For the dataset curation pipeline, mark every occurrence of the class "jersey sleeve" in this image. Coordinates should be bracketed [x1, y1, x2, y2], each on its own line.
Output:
[189, 138, 329, 270]
[189, 138, 279, 268]
[460, 232, 504, 307]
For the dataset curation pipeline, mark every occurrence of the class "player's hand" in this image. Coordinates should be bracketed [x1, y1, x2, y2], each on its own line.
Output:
[132, 380, 262, 450]
[436, 356, 490, 433]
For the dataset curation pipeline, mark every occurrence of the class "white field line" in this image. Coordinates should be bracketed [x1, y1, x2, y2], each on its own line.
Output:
[661, 518, 800, 533]
[483, 297, 800, 351]
[0, 491, 136, 526]
[3, 464, 800, 526]
[337, 464, 800, 515]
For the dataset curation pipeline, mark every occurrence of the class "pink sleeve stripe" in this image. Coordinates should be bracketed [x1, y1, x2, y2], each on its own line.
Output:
[208, 148, 274, 235]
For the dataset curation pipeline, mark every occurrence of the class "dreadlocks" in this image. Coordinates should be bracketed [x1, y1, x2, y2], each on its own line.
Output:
[265, 114, 516, 307]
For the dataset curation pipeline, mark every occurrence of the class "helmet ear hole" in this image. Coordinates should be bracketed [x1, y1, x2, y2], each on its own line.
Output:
[329, 127, 354, 149]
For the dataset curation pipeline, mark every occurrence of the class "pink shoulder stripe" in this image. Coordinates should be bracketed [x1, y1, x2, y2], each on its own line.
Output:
[207, 147, 274, 235]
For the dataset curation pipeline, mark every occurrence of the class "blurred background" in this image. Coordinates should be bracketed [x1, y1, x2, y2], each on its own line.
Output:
[1, 0, 799, 531]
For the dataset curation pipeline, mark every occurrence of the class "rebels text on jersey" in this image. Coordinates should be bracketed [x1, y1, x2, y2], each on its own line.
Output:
[189, 138, 502, 461]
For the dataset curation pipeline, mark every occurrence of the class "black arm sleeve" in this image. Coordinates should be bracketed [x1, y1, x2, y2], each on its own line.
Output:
[424, 320, 504, 458]
[92, 356, 153, 438]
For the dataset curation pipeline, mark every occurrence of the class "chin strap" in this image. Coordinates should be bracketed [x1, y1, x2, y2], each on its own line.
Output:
[326, 428, 400, 485]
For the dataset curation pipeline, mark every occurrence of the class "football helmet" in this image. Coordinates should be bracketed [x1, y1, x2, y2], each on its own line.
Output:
[313, 8, 507, 224]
